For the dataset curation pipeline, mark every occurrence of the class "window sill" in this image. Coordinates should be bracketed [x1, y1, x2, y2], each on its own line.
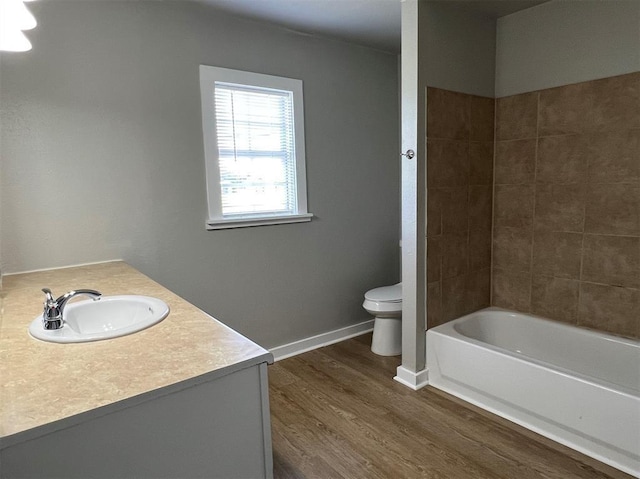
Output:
[206, 213, 313, 230]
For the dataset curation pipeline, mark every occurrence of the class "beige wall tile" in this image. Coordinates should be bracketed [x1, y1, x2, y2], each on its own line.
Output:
[468, 185, 492, 231]
[426, 88, 495, 325]
[588, 72, 640, 132]
[492, 268, 531, 312]
[582, 234, 640, 288]
[441, 232, 469, 279]
[442, 274, 468, 321]
[587, 129, 640, 184]
[612, 301, 640, 339]
[469, 230, 492, 272]
[493, 226, 532, 274]
[491, 74, 638, 337]
[531, 275, 579, 324]
[469, 141, 494, 185]
[539, 82, 593, 136]
[427, 236, 442, 284]
[426, 281, 443, 329]
[427, 87, 470, 140]
[427, 139, 469, 187]
[427, 189, 443, 237]
[496, 92, 538, 140]
[470, 95, 495, 141]
[585, 183, 640, 235]
[494, 139, 536, 185]
[442, 187, 469, 234]
[494, 185, 534, 228]
[532, 231, 582, 279]
[536, 134, 588, 184]
[466, 268, 491, 312]
[534, 184, 585, 232]
[578, 282, 639, 338]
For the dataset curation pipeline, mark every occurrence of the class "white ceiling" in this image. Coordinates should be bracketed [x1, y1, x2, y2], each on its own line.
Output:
[200, 0, 548, 53]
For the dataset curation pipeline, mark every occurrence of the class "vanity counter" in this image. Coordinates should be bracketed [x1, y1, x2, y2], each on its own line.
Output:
[0, 261, 272, 445]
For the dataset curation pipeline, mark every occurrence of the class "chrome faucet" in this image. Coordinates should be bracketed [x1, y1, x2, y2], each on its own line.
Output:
[41, 288, 102, 330]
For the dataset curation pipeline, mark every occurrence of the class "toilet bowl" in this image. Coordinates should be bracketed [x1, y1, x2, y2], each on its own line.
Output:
[362, 282, 402, 356]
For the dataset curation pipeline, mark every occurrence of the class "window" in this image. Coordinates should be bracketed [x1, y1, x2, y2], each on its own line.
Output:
[199, 65, 312, 230]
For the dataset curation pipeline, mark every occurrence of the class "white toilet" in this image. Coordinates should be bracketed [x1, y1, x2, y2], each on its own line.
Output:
[362, 282, 402, 356]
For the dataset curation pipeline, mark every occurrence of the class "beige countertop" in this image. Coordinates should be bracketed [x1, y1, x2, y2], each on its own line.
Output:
[0, 261, 272, 445]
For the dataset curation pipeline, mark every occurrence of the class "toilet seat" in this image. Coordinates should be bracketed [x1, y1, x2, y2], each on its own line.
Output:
[363, 283, 402, 314]
[364, 283, 402, 303]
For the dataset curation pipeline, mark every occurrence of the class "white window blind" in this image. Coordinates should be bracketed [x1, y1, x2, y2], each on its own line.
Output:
[214, 83, 297, 217]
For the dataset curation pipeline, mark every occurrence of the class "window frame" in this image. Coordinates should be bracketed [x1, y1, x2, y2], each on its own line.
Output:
[199, 65, 312, 230]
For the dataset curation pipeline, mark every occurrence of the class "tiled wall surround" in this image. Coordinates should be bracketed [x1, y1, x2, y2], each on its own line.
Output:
[493, 72, 639, 338]
[426, 87, 495, 327]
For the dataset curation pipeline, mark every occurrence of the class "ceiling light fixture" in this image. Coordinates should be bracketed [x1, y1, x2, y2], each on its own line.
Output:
[0, 0, 37, 52]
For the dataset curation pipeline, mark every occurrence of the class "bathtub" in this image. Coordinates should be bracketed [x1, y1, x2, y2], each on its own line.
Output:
[426, 307, 640, 477]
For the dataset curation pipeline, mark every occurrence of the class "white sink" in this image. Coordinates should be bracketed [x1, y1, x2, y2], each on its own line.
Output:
[29, 295, 170, 343]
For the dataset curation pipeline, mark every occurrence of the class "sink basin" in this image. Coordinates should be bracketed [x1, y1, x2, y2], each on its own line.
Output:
[29, 295, 170, 343]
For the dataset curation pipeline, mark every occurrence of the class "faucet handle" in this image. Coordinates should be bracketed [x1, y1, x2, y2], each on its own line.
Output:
[41, 288, 62, 330]
[41, 288, 55, 302]
[42, 288, 57, 309]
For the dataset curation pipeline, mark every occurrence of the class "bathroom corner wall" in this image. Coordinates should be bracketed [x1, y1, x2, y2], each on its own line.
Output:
[426, 88, 494, 327]
[492, 72, 640, 338]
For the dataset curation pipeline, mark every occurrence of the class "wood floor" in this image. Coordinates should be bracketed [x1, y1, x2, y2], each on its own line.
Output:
[268, 334, 633, 479]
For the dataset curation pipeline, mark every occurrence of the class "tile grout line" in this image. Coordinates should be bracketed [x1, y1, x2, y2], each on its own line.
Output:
[529, 92, 540, 315]
[490, 97, 497, 307]
[466, 95, 471, 314]
[577, 129, 589, 328]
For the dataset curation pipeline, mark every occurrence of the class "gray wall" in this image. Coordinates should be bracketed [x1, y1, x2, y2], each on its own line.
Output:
[420, 2, 497, 97]
[496, 0, 640, 97]
[0, 1, 400, 348]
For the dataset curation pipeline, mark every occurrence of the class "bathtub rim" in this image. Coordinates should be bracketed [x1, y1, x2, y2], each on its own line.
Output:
[438, 306, 639, 348]
[430, 306, 640, 398]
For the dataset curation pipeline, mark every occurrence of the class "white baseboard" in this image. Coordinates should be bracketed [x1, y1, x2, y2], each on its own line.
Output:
[270, 319, 374, 362]
[394, 365, 429, 390]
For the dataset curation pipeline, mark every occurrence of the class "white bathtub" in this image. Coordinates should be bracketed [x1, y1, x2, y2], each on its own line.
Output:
[426, 307, 640, 477]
